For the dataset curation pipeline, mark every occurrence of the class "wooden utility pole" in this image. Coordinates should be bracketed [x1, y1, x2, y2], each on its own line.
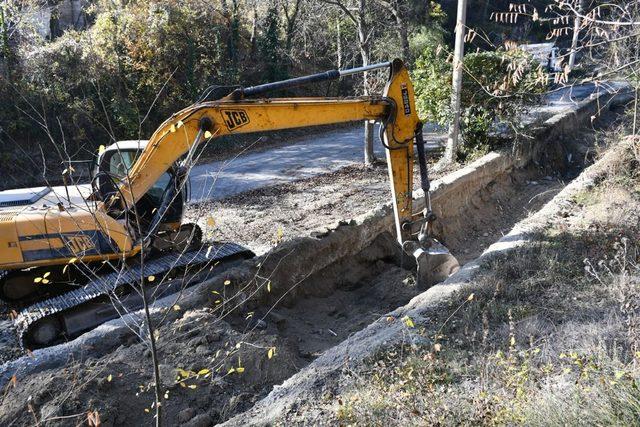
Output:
[443, 0, 467, 164]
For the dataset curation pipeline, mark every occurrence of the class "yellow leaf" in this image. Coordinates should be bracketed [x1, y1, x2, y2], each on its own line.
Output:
[177, 120, 184, 128]
[107, 374, 112, 382]
[177, 368, 190, 379]
[276, 226, 284, 241]
[172, 305, 181, 311]
[148, 275, 155, 282]
[68, 257, 77, 264]
[43, 272, 50, 278]
[34, 277, 42, 284]
[144, 408, 150, 413]
[197, 368, 210, 376]
[227, 368, 236, 374]
[467, 293, 475, 301]
[268, 347, 275, 359]
[224, 279, 231, 286]
[267, 281, 271, 293]
[63, 265, 69, 274]
[434, 343, 442, 352]
[41, 279, 50, 285]
[206, 216, 216, 228]
[98, 145, 106, 154]
[510, 336, 516, 346]
[188, 384, 197, 389]
[204, 131, 213, 139]
[236, 367, 245, 373]
[402, 316, 415, 328]
[170, 124, 176, 133]
[179, 382, 186, 388]
[215, 300, 221, 304]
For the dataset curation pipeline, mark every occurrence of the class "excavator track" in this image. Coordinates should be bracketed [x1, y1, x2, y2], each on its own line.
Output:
[15, 242, 252, 348]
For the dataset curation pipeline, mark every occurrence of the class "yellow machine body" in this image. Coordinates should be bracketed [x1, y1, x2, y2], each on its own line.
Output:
[0, 203, 136, 269]
[0, 59, 422, 272]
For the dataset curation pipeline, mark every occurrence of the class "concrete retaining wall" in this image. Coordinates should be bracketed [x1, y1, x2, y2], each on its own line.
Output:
[245, 86, 632, 306]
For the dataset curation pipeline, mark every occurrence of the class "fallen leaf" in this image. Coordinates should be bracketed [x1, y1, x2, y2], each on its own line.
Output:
[402, 316, 415, 328]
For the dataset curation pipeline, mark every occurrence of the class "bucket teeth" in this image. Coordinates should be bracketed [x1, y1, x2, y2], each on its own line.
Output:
[407, 239, 460, 289]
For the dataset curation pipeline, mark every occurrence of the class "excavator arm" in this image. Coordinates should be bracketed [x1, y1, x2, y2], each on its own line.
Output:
[119, 58, 458, 284]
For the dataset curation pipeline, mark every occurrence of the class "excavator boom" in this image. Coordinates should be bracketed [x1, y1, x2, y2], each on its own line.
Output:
[6, 58, 458, 348]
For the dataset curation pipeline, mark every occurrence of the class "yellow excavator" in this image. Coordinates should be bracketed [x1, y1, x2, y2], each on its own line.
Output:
[0, 59, 458, 348]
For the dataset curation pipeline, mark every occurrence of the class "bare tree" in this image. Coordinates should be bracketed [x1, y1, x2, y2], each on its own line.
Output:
[281, 0, 304, 56]
[376, 0, 410, 63]
[320, 0, 377, 165]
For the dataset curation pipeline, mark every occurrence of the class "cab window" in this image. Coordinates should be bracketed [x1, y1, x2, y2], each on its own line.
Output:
[109, 150, 139, 179]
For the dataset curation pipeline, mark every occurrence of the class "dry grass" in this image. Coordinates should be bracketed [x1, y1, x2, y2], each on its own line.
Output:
[331, 139, 640, 426]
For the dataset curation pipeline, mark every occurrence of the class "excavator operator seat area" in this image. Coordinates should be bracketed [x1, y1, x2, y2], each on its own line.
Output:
[96, 141, 187, 232]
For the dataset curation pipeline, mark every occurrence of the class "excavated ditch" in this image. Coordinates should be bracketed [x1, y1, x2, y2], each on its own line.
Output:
[0, 103, 628, 425]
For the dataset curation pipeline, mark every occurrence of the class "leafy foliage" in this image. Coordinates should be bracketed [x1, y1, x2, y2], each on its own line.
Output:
[413, 43, 546, 156]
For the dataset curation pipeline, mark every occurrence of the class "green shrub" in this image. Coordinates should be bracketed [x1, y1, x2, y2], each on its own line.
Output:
[413, 45, 547, 157]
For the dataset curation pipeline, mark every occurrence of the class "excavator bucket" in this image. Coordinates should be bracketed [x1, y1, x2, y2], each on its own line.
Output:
[407, 238, 460, 289]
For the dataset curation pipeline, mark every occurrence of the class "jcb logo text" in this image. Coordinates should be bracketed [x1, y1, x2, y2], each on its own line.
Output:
[221, 110, 250, 130]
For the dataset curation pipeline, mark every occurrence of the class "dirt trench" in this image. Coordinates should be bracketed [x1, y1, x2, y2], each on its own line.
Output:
[0, 108, 623, 425]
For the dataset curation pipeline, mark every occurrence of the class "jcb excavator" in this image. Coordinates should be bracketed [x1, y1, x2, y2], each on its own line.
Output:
[0, 59, 458, 348]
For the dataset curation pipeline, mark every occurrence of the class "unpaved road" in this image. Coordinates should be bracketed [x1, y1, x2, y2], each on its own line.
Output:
[189, 125, 443, 201]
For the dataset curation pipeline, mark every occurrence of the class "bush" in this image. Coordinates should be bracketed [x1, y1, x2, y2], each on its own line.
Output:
[413, 45, 547, 157]
[0, 0, 261, 187]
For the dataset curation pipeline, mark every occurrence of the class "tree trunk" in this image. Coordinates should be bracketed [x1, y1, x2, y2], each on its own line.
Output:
[358, 0, 375, 165]
[283, 0, 302, 55]
[444, 0, 468, 165]
[364, 120, 375, 165]
[250, 1, 257, 53]
[0, 6, 11, 80]
[568, 0, 585, 71]
[336, 20, 342, 68]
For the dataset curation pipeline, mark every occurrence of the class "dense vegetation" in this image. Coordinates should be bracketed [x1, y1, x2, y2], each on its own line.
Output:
[0, 0, 627, 187]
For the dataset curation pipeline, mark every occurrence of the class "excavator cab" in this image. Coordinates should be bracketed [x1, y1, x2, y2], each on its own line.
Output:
[93, 141, 188, 235]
